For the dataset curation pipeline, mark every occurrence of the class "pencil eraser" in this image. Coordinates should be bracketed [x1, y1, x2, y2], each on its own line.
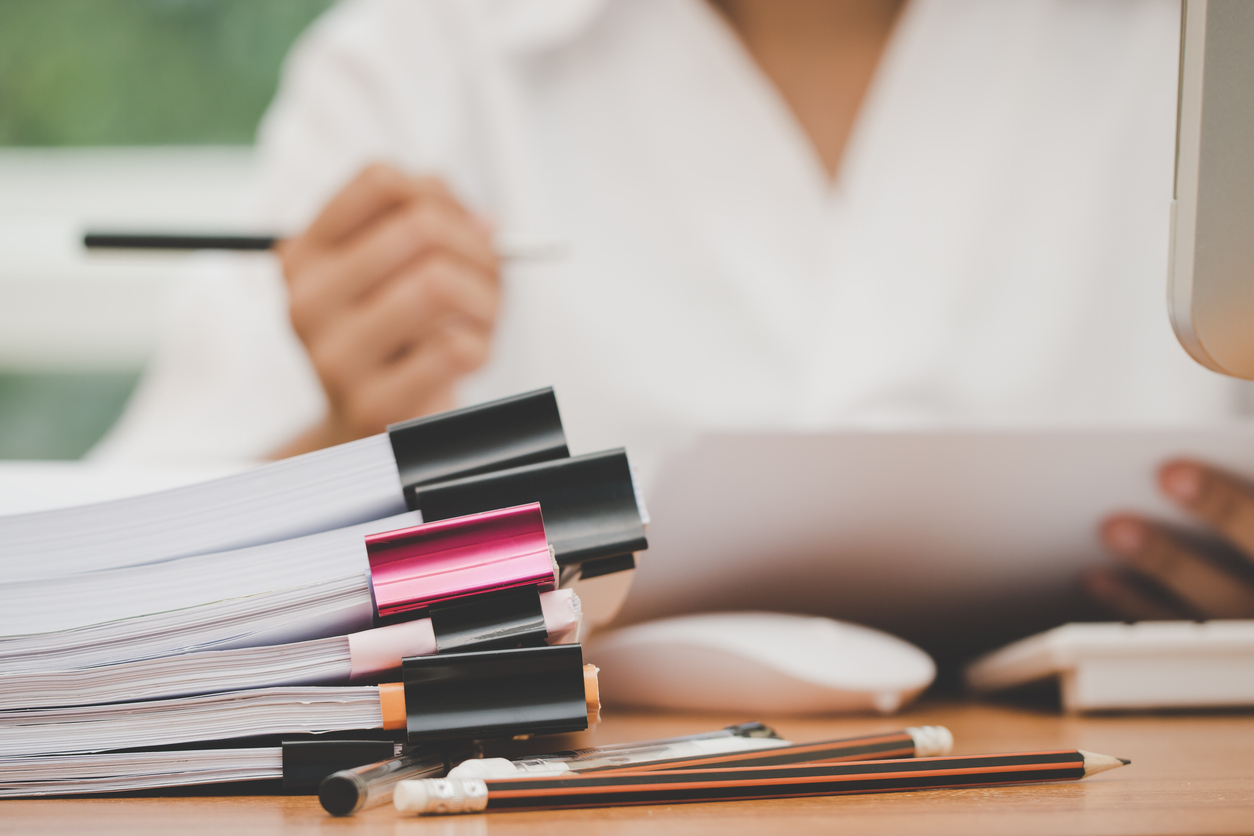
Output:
[394, 778, 489, 815]
[906, 725, 953, 757]
[393, 780, 431, 814]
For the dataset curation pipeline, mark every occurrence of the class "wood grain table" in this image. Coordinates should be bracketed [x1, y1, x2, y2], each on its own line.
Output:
[2, 699, 1252, 836]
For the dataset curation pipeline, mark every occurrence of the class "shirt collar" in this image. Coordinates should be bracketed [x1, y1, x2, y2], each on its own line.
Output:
[484, 0, 612, 54]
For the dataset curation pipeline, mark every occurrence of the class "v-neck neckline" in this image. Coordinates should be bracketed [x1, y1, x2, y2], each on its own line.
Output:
[686, 0, 921, 206]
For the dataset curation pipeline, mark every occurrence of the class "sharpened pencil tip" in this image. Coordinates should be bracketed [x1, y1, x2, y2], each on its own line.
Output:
[1118, 758, 1130, 765]
[1078, 750, 1129, 777]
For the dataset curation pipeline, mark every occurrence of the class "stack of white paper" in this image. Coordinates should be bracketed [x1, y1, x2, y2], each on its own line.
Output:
[0, 511, 416, 638]
[0, 687, 386, 758]
[0, 746, 406, 798]
[0, 636, 355, 710]
[0, 576, 371, 675]
[0, 589, 580, 709]
[0, 434, 405, 580]
[0, 391, 642, 796]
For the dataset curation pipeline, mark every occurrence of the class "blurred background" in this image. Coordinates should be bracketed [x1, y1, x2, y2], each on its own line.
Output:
[0, 0, 332, 458]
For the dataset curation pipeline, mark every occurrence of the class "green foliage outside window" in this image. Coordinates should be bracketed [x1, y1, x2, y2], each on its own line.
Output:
[0, 0, 335, 146]
[0, 2, 335, 457]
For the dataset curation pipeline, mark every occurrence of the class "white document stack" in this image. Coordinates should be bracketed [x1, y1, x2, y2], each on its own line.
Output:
[0, 389, 620, 796]
[0, 745, 402, 798]
[0, 434, 407, 580]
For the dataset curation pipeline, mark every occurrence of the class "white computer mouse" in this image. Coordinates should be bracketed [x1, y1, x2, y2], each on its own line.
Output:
[587, 612, 936, 715]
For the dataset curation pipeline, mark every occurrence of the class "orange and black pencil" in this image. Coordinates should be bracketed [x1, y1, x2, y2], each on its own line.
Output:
[578, 726, 952, 774]
[395, 749, 1128, 815]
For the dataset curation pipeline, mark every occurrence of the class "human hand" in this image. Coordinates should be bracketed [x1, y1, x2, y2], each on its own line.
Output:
[1088, 460, 1254, 620]
[274, 164, 500, 457]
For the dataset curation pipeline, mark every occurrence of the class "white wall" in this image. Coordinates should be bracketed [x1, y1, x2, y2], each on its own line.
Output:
[0, 147, 260, 370]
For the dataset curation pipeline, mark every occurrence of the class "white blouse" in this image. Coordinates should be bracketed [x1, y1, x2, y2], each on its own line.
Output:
[94, 0, 1245, 476]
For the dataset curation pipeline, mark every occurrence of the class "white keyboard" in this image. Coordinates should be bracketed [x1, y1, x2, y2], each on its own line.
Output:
[965, 621, 1254, 712]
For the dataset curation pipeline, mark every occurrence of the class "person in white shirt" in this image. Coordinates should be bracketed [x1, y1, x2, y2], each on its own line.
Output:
[95, 0, 1254, 622]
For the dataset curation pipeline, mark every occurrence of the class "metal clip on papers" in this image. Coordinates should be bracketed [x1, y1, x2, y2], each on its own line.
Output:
[387, 388, 568, 491]
[403, 644, 598, 741]
[429, 586, 551, 654]
[409, 449, 648, 576]
[367, 504, 556, 622]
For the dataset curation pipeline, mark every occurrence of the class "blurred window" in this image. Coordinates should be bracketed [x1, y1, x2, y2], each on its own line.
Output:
[0, 0, 335, 146]
[0, 0, 333, 459]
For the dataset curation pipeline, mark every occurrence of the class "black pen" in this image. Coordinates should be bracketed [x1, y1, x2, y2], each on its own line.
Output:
[83, 231, 564, 261]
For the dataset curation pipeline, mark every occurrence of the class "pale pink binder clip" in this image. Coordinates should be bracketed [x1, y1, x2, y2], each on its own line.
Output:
[366, 502, 556, 619]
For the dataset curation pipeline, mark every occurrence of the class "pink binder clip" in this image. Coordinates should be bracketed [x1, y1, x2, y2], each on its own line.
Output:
[366, 502, 556, 619]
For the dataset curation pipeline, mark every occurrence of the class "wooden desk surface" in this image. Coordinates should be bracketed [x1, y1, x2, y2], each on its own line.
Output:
[3, 700, 1252, 836]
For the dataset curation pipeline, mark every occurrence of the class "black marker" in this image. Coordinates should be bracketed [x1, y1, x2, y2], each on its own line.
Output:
[320, 746, 468, 816]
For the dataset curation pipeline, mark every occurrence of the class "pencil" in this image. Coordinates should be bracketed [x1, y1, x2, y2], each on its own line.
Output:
[393, 749, 1129, 814]
[573, 726, 953, 773]
[82, 232, 564, 261]
[326, 722, 784, 815]
[447, 726, 951, 781]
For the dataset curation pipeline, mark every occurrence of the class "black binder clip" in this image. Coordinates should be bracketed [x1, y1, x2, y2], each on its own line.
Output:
[281, 740, 397, 793]
[402, 644, 590, 741]
[429, 586, 550, 654]
[387, 388, 569, 491]
[409, 449, 648, 569]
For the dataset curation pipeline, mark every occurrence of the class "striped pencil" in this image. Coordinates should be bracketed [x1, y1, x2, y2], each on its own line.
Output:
[573, 726, 953, 774]
[394, 749, 1129, 814]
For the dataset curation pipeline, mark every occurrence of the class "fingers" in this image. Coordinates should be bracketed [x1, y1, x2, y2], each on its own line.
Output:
[1159, 460, 1254, 562]
[290, 201, 497, 341]
[1101, 515, 1254, 618]
[336, 320, 492, 433]
[1082, 568, 1187, 621]
[278, 165, 502, 446]
[310, 256, 498, 387]
[301, 164, 463, 247]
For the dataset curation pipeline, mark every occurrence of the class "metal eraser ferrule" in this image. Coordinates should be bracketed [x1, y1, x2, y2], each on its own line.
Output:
[367, 503, 556, 620]
[387, 388, 568, 492]
[403, 644, 589, 741]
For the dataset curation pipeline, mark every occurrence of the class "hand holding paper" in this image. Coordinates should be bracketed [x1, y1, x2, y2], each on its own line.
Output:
[1093, 459, 1254, 620]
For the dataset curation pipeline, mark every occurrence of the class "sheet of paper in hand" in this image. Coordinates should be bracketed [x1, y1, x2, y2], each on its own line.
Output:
[623, 427, 1254, 656]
